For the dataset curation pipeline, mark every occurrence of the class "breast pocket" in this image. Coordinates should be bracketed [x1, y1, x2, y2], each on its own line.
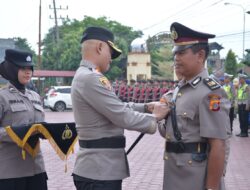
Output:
[176, 109, 195, 129]
[9, 103, 29, 125]
[10, 103, 28, 112]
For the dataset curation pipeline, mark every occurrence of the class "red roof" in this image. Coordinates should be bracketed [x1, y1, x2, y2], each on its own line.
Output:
[33, 70, 75, 77]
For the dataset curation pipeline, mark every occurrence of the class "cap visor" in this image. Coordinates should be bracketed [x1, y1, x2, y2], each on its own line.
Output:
[172, 44, 195, 54]
[107, 41, 122, 59]
[15, 62, 34, 67]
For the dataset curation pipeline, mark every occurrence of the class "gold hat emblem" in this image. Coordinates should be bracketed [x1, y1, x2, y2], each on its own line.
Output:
[62, 125, 73, 140]
[170, 28, 178, 40]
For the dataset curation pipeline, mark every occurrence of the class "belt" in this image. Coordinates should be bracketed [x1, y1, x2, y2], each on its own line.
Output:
[79, 136, 126, 149]
[165, 142, 207, 153]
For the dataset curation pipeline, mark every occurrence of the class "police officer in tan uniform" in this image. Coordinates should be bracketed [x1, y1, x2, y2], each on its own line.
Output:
[0, 49, 47, 190]
[71, 26, 169, 190]
[158, 22, 230, 190]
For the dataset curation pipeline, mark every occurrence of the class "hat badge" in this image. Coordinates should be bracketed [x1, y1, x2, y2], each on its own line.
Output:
[26, 56, 32, 62]
[170, 28, 178, 40]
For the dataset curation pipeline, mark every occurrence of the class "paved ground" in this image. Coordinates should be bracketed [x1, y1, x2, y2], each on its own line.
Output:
[42, 110, 250, 190]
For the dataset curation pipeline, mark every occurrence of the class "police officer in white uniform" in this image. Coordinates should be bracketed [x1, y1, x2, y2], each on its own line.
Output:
[71, 26, 169, 190]
[0, 49, 47, 190]
[158, 22, 230, 190]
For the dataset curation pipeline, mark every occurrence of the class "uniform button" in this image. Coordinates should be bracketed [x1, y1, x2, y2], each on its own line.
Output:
[188, 160, 192, 164]
[164, 155, 168, 160]
[183, 112, 187, 116]
[166, 135, 171, 140]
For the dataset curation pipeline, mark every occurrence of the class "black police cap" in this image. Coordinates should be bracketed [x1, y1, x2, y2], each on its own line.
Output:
[80, 26, 122, 59]
[3, 49, 34, 67]
[170, 22, 215, 53]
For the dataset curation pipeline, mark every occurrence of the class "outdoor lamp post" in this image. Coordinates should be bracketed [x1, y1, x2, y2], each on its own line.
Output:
[224, 2, 250, 60]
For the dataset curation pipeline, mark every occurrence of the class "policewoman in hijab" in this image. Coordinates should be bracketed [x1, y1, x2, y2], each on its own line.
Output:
[0, 49, 47, 190]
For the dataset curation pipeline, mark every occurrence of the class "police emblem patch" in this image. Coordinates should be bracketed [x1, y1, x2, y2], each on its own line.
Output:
[208, 94, 221, 111]
[26, 56, 32, 62]
[99, 77, 112, 90]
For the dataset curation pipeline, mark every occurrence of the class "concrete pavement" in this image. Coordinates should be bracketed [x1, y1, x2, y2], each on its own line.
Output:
[42, 110, 250, 190]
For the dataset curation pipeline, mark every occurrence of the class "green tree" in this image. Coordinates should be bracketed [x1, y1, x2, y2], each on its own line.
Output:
[224, 49, 237, 76]
[147, 35, 173, 78]
[42, 16, 142, 80]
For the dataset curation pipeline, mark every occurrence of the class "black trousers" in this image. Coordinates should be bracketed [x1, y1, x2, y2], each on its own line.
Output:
[0, 172, 48, 190]
[238, 104, 249, 135]
[73, 175, 122, 190]
[229, 107, 234, 131]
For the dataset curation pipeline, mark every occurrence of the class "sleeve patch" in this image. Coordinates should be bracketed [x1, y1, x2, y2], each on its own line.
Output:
[208, 94, 221, 111]
[99, 77, 112, 90]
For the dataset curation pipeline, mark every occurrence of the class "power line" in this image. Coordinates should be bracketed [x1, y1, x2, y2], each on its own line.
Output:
[215, 31, 250, 38]
[142, 0, 203, 31]
[170, 0, 225, 23]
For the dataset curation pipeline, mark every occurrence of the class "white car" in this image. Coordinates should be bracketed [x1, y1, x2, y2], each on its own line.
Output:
[43, 86, 72, 112]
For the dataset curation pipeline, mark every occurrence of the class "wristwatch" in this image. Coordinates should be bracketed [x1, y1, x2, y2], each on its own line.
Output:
[144, 104, 150, 113]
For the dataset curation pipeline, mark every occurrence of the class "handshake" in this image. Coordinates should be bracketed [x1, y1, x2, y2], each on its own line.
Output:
[145, 97, 172, 121]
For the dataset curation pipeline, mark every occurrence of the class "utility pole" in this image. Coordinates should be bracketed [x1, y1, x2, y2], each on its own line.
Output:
[49, 0, 68, 43]
[49, 0, 68, 70]
[37, 0, 42, 93]
[52, 0, 59, 43]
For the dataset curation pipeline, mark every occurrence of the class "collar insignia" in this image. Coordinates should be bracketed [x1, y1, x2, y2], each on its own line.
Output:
[191, 76, 201, 87]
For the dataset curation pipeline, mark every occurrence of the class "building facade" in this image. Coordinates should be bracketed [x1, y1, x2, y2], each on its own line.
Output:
[127, 38, 151, 82]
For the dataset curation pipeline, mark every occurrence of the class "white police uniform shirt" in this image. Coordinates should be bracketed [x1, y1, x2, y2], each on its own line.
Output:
[71, 60, 157, 180]
[0, 83, 45, 179]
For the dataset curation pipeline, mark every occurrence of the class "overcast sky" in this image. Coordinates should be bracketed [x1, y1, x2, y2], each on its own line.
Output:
[0, 0, 250, 59]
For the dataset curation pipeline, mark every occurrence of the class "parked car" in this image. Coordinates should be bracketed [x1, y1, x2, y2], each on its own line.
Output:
[43, 86, 72, 112]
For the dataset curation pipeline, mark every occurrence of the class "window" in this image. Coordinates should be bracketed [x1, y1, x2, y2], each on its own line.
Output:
[132, 62, 137, 66]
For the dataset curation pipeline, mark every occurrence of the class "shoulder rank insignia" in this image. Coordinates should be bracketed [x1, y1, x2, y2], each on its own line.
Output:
[208, 94, 221, 111]
[203, 78, 221, 90]
[99, 76, 112, 90]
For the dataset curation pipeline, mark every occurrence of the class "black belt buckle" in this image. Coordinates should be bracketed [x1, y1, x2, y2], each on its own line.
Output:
[175, 142, 185, 153]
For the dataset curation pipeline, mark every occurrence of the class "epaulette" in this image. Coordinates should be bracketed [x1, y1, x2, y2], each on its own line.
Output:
[0, 85, 8, 91]
[203, 77, 221, 90]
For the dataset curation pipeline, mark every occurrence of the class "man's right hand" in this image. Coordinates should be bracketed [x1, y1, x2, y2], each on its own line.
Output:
[153, 102, 170, 121]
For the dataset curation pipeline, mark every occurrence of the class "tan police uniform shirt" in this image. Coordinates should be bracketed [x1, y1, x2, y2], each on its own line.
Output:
[71, 60, 157, 180]
[159, 69, 230, 190]
[0, 83, 46, 179]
